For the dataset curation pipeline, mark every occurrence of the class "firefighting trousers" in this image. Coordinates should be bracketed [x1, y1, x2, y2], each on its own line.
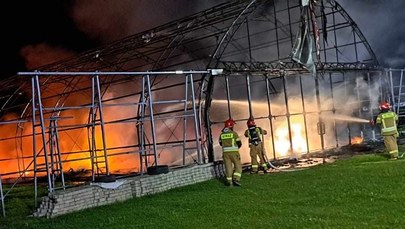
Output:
[249, 144, 267, 172]
[223, 152, 242, 183]
[383, 135, 398, 158]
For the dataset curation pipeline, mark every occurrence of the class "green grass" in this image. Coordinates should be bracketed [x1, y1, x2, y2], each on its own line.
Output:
[2, 154, 405, 229]
[0, 185, 46, 221]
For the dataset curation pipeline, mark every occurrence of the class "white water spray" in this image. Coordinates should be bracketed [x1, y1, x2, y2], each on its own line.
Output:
[321, 114, 370, 123]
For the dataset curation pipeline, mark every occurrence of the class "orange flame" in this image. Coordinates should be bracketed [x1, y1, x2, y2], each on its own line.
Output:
[351, 136, 363, 145]
[274, 123, 308, 158]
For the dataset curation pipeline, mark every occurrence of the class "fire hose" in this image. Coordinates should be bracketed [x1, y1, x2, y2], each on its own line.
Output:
[260, 132, 309, 172]
[261, 132, 280, 171]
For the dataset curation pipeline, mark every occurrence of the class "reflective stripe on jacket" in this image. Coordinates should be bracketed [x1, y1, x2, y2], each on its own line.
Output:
[376, 111, 398, 135]
[219, 130, 241, 153]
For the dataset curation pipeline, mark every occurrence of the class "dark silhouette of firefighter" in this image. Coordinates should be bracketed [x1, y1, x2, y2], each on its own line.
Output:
[244, 118, 268, 173]
[219, 119, 242, 186]
[374, 102, 399, 160]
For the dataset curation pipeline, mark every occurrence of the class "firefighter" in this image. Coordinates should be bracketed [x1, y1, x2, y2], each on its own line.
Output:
[375, 102, 399, 160]
[244, 118, 268, 173]
[219, 119, 242, 186]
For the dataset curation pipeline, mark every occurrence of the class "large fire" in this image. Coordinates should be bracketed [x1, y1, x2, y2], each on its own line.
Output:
[274, 123, 308, 157]
[0, 88, 185, 178]
[0, 91, 141, 177]
[0, 82, 371, 178]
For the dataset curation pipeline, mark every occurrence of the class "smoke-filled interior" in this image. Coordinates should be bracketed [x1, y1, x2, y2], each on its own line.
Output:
[210, 71, 384, 163]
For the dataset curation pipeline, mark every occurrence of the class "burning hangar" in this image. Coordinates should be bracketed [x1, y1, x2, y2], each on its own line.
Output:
[0, 0, 403, 216]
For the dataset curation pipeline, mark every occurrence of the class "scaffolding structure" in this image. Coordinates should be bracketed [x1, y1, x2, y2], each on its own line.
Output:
[387, 68, 405, 133]
[26, 70, 211, 201]
[0, 0, 392, 217]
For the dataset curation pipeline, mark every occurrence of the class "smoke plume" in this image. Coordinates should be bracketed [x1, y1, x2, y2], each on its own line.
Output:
[339, 0, 405, 67]
[20, 43, 75, 69]
[69, 0, 225, 43]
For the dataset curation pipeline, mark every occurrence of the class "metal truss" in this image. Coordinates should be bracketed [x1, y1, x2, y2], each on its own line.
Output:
[219, 61, 382, 75]
[22, 70, 211, 204]
[0, 0, 385, 216]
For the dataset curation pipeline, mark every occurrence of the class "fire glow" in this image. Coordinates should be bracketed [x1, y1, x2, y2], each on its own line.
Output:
[274, 123, 308, 157]
[351, 136, 364, 145]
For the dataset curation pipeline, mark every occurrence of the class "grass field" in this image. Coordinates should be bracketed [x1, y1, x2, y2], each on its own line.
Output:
[1, 153, 405, 229]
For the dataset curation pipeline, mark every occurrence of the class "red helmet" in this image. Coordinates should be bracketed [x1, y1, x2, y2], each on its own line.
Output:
[379, 102, 391, 110]
[224, 119, 236, 128]
[247, 118, 256, 127]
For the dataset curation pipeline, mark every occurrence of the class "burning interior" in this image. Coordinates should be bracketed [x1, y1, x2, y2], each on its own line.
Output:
[0, 0, 394, 202]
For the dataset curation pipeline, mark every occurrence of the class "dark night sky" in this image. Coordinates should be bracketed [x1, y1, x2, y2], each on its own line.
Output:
[0, 1, 96, 77]
[1, 0, 404, 79]
[339, 0, 405, 68]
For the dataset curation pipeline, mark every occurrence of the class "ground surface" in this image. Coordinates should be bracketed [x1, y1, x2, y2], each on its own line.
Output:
[1, 143, 405, 228]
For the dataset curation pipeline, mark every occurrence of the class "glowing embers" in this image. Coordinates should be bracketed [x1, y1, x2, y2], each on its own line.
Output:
[19, 171, 30, 176]
[351, 136, 364, 145]
[274, 122, 308, 157]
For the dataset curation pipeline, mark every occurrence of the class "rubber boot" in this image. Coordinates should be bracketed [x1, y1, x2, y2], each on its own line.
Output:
[232, 180, 241, 187]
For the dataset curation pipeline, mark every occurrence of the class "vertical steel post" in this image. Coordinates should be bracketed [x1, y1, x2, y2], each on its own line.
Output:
[54, 119, 65, 189]
[182, 75, 189, 165]
[344, 73, 351, 144]
[246, 74, 253, 117]
[189, 74, 202, 164]
[282, 76, 294, 156]
[315, 75, 326, 161]
[328, 73, 339, 147]
[367, 72, 376, 140]
[95, 74, 109, 175]
[265, 76, 277, 159]
[299, 75, 310, 154]
[90, 76, 96, 181]
[225, 75, 232, 118]
[31, 76, 38, 206]
[196, 72, 206, 163]
[197, 104, 206, 163]
[355, 74, 364, 138]
[49, 120, 56, 189]
[139, 76, 146, 174]
[34, 75, 53, 192]
[0, 175, 5, 217]
[146, 74, 159, 165]
[380, 71, 384, 101]
[389, 69, 395, 112]
[398, 70, 404, 115]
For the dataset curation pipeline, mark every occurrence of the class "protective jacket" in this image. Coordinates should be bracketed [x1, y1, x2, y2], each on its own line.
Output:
[219, 128, 242, 152]
[244, 126, 268, 173]
[376, 111, 398, 136]
[376, 110, 399, 159]
[219, 127, 242, 185]
[244, 127, 267, 145]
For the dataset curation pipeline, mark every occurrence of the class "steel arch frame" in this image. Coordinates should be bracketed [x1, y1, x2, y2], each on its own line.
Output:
[0, 1, 384, 216]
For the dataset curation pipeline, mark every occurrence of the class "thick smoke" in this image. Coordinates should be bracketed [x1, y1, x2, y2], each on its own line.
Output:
[209, 73, 380, 162]
[69, 0, 226, 43]
[20, 1, 403, 67]
[338, 0, 405, 67]
[20, 43, 75, 69]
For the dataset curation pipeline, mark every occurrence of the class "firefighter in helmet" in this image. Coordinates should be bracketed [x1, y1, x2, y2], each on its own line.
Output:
[375, 102, 399, 160]
[219, 119, 242, 186]
[244, 117, 268, 173]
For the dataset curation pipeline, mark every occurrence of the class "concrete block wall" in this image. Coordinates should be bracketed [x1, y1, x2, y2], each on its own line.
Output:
[33, 162, 225, 218]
